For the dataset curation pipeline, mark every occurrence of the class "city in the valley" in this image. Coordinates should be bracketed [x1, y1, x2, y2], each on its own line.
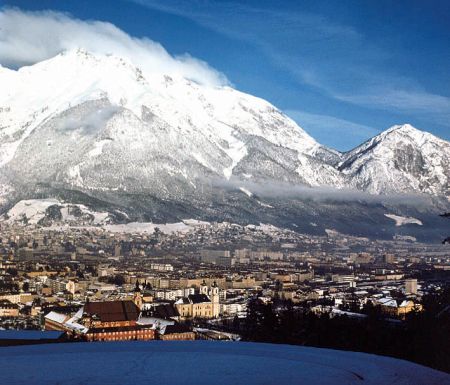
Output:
[0, 220, 448, 343]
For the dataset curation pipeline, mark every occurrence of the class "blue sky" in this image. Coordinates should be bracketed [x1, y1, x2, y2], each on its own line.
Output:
[2, 0, 450, 150]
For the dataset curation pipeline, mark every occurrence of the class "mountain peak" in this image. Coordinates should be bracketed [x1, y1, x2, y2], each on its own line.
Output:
[63, 47, 94, 58]
[383, 124, 430, 140]
[339, 122, 450, 196]
[56, 48, 141, 74]
[379, 124, 449, 148]
[386, 123, 419, 134]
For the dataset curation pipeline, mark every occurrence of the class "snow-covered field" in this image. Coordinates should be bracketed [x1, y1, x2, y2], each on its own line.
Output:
[104, 218, 210, 234]
[4, 199, 60, 224]
[3, 198, 111, 225]
[104, 221, 192, 234]
[0, 341, 448, 385]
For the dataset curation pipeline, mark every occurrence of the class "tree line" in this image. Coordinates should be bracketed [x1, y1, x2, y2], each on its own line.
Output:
[237, 287, 450, 373]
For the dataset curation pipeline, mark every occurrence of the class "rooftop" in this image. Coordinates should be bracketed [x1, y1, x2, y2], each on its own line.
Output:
[83, 300, 139, 322]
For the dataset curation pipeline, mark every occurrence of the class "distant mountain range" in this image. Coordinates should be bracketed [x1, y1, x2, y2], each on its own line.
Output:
[1, 49, 449, 240]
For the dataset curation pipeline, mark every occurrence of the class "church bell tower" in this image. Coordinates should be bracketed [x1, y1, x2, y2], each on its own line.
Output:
[210, 281, 220, 318]
[133, 280, 143, 310]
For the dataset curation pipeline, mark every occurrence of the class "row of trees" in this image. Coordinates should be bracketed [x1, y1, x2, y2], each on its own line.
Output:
[239, 287, 450, 373]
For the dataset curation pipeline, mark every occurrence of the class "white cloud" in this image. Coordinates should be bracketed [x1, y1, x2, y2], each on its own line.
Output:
[57, 105, 121, 134]
[0, 8, 228, 87]
[212, 177, 433, 207]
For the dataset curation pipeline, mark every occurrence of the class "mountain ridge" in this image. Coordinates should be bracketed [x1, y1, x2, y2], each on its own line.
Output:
[339, 124, 450, 195]
[0, 49, 449, 239]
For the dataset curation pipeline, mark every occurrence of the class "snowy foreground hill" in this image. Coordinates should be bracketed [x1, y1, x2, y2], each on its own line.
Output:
[0, 341, 448, 385]
[1, 49, 450, 240]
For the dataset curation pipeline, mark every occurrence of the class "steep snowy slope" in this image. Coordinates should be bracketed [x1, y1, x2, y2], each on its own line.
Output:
[0, 49, 341, 194]
[339, 124, 450, 196]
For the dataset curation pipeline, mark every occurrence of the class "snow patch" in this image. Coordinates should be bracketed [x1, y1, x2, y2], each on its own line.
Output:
[4, 199, 60, 224]
[239, 187, 253, 197]
[87, 139, 112, 158]
[104, 219, 210, 234]
[385, 214, 423, 226]
[4, 199, 111, 225]
[257, 200, 273, 208]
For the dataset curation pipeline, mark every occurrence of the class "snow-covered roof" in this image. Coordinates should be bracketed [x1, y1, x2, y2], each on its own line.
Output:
[44, 308, 88, 334]
[399, 300, 413, 308]
[44, 311, 67, 324]
[64, 317, 88, 334]
[331, 309, 367, 319]
[378, 298, 397, 307]
[137, 316, 174, 328]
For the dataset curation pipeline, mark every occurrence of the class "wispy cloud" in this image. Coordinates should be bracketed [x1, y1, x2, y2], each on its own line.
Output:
[284, 110, 379, 151]
[336, 88, 450, 119]
[0, 7, 228, 87]
[299, 69, 450, 124]
[131, 0, 450, 124]
[130, 1, 362, 62]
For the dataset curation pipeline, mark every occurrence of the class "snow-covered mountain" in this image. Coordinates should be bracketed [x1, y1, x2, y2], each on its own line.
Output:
[0, 49, 341, 192]
[339, 124, 450, 196]
[0, 49, 449, 238]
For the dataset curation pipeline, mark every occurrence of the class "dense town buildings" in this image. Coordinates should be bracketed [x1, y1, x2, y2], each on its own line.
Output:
[0, 221, 448, 341]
